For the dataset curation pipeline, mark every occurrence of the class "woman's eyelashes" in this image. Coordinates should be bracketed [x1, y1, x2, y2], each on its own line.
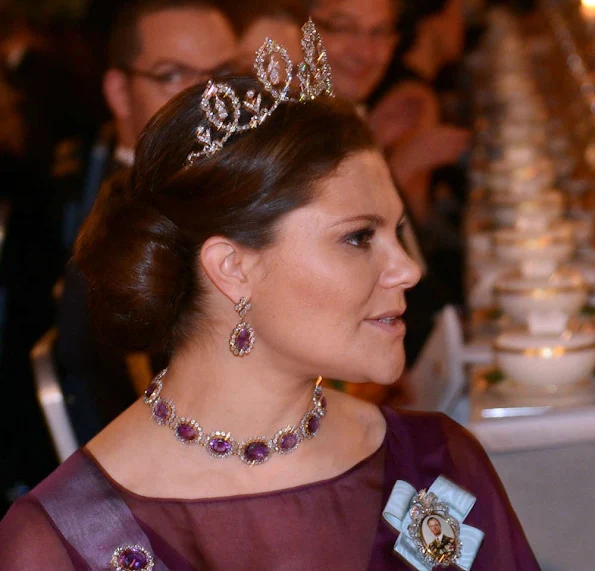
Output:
[344, 219, 406, 249]
[344, 227, 375, 248]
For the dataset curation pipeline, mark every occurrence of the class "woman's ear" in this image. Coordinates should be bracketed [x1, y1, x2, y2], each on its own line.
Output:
[200, 236, 261, 303]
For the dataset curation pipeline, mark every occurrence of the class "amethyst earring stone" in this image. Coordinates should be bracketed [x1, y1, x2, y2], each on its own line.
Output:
[229, 297, 256, 356]
[111, 545, 154, 571]
[229, 321, 256, 356]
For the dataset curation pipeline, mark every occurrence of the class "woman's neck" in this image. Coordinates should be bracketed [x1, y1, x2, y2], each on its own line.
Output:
[160, 339, 318, 441]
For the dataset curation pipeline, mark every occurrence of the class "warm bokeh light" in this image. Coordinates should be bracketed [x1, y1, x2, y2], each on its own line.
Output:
[582, 0, 595, 8]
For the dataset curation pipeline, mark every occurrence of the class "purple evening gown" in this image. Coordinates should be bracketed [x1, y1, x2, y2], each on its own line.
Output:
[0, 407, 540, 570]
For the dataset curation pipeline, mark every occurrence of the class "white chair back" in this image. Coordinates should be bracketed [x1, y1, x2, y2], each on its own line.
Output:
[30, 328, 78, 462]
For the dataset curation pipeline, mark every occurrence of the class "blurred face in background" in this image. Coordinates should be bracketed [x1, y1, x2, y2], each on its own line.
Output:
[240, 16, 302, 64]
[431, 0, 464, 65]
[105, 7, 237, 146]
[311, 0, 398, 103]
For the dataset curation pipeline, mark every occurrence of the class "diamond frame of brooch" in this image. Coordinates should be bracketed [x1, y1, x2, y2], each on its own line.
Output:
[238, 437, 273, 466]
[151, 397, 176, 426]
[272, 426, 302, 455]
[110, 544, 154, 571]
[173, 417, 203, 445]
[205, 431, 236, 459]
[406, 490, 462, 568]
[229, 321, 256, 357]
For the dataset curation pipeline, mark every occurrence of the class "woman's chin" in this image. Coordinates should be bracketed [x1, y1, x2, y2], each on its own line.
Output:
[335, 366, 404, 387]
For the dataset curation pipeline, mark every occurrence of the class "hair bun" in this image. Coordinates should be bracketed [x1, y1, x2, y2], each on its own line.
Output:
[74, 176, 194, 353]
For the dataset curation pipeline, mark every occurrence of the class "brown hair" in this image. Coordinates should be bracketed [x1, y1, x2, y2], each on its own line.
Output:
[107, 0, 224, 69]
[74, 77, 376, 353]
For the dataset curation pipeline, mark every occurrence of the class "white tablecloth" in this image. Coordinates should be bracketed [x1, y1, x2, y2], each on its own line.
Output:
[490, 443, 595, 571]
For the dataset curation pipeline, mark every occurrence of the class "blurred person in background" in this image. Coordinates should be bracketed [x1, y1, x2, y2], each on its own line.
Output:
[309, 0, 468, 262]
[55, 0, 238, 446]
[310, 0, 399, 104]
[0, 0, 94, 514]
[381, 0, 471, 306]
[222, 0, 308, 65]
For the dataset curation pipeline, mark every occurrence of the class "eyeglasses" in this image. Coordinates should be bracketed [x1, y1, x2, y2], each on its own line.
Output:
[313, 18, 398, 45]
[121, 62, 228, 97]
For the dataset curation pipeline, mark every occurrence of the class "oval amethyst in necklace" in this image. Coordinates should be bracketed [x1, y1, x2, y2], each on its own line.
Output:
[206, 432, 235, 458]
[239, 438, 272, 465]
[273, 427, 301, 455]
[144, 371, 326, 465]
[300, 410, 321, 439]
[174, 418, 203, 444]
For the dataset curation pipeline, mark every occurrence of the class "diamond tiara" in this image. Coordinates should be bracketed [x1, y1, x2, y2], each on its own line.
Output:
[186, 19, 334, 164]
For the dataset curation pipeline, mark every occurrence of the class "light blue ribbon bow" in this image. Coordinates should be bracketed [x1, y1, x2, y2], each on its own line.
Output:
[383, 476, 484, 570]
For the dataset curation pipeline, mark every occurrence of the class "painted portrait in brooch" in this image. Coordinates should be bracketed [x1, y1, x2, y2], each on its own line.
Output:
[421, 515, 457, 560]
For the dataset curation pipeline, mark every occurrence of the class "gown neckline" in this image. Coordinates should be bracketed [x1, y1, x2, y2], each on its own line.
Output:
[81, 406, 391, 505]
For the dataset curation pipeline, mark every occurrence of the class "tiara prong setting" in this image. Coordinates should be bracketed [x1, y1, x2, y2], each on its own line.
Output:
[186, 19, 333, 164]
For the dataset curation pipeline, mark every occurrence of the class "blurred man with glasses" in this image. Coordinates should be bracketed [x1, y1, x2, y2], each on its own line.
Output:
[311, 0, 399, 104]
[103, 0, 237, 168]
[55, 0, 237, 446]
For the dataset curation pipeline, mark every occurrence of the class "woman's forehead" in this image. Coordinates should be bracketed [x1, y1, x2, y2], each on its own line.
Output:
[312, 151, 403, 218]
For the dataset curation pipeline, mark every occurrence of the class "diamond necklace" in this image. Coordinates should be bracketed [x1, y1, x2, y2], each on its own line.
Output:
[143, 370, 327, 466]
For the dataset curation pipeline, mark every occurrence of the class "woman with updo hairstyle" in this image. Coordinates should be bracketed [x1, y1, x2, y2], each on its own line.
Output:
[0, 25, 538, 570]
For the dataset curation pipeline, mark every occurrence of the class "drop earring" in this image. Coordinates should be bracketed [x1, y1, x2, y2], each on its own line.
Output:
[229, 297, 255, 357]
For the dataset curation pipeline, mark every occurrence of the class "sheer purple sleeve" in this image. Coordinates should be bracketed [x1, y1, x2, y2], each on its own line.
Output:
[0, 498, 79, 570]
[439, 414, 541, 570]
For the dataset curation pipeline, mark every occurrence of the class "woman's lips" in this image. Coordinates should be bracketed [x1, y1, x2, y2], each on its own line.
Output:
[365, 316, 406, 336]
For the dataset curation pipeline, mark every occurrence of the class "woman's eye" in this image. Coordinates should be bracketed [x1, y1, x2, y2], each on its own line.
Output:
[345, 228, 375, 248]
